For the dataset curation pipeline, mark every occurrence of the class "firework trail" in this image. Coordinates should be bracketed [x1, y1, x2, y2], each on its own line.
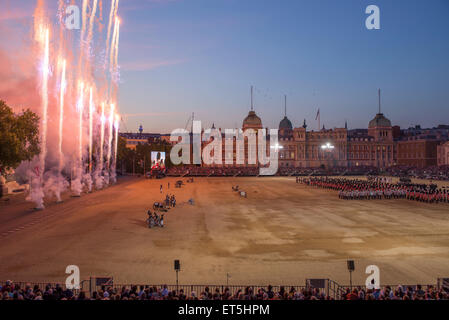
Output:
[71, 81, 85, 197]
[110, 17, 119, 72]
[80, 0, 88, 44]
[87, 0, 99, 48]
[56, 0, 65, 75]
[107, 103, 115, 171]
[111, 114, 120, 183]
[109, 17, 119, 93]
[58, 59, 67, 173]
[114, 115, 120, 160]
[78, 82, 85, 168]
[37, 28, 50, 209]
[77, 0, 88, 73]
[105, 0, 118, 64]
[56, 58, 67, 202]
[19, 0, 122, 207]
[107, 103, 115, 185]
[106, 0, 120, 105]
[113, 18, 120, 84]
[87, 87, 94, 192]
[95, 102, 106, 189]
[89, 87, 94, 174]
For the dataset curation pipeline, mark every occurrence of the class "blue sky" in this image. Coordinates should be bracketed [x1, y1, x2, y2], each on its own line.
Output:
[1, 0, 449, 133]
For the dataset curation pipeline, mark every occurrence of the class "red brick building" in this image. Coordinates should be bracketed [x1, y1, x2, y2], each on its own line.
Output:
[396, 139, 440, 168]
[438, 142, 449, 166]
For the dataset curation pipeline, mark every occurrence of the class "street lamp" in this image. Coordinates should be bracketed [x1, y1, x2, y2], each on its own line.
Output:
[347, 260, 355, 289]
[174, 260, 180, 293]
[271, 143, 284, 152]
[321, 142, 335, 150]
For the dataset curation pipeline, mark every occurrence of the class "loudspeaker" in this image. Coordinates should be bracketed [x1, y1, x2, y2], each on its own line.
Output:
[347, 260, 355, 271]
[174, 260, 180, 271]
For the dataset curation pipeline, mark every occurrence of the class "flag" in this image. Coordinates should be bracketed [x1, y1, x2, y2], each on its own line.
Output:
[315, 108, 320, 120]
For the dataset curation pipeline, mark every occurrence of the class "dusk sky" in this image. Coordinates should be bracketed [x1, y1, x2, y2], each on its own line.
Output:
[1, 0, 449, 133]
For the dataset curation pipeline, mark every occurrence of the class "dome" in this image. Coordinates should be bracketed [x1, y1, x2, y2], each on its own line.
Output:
[369, 113, 391, 128]
[243, 110, 263, 130]
[279, 116, 293, 130]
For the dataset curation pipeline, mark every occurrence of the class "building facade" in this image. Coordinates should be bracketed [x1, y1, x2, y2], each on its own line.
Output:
[396, 139, 440, 167]
[437, 142, 449, 166]
[277, 110, 449, 169]
[121, 132, 161, 150]
[277, 111, 397, 169]
[121, 110, 448, 170]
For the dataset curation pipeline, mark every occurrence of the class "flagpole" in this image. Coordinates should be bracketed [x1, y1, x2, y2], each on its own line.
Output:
[318, 109, 321, 131]
[317, 108, 321, 131]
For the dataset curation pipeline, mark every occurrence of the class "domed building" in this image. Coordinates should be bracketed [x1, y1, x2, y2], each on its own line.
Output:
[278, 95, 294, 138]
[368, 112, 393, 141]
[369, 113, 392, 128]
[243, 110, 263, 130]
[243, 86, 263, 131]
[365, 90, 394, 168]
[279, 116, 293, 130]
[278, 95, 296, 168]
[367, 91, 393, 143]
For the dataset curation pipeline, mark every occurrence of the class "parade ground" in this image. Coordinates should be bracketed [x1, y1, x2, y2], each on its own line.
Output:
[1, 176, 449, 286]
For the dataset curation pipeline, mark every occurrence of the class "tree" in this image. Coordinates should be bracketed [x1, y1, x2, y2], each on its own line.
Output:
[116, 136, 128, 163]
[0, 100, 40, 177]
[115, 136, 174, 175]
[116, 136, 134, 174]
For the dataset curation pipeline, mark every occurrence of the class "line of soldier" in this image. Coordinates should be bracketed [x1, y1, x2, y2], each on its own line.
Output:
[298, 177, 449, 204]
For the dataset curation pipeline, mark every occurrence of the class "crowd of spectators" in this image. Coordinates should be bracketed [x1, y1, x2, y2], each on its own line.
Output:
[341, 285, 448, 300]
[387, 165, 449, 181]
[277, 166, 378, 177]
[1, 281, 448, 301]
[166, 165, 380, 177]
[167, 165, 449, 181]
[167, 166, 259, 177]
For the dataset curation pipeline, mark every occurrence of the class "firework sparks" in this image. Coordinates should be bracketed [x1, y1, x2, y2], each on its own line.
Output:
[23, 0, 122, 206]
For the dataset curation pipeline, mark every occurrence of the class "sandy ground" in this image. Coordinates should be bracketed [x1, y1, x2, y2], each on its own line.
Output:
[1, 176, 449, 287]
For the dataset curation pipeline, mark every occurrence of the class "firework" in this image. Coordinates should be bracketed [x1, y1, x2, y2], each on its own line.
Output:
[95, 102, 106, 189]
[34, 27, 50, 210]
[25, 0, 122, 207]
[56, 58, 67, 202]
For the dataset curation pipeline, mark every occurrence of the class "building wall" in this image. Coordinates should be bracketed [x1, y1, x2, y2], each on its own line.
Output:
[288, 128, 349, 168]
[437, 142, 449, 166]
[396, 140, 440, 168]
[125, 138, 148, 150]
[120, 133, 168, 150]
[201, 129, 271, 167]
[198, 128, 439, 169]
[122, 114, 447, 169]
[278, 127, 396, 169]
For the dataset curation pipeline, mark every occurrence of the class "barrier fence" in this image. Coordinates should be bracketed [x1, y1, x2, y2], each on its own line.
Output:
[108, 284, 308, 297]
[2, 278, 448, 300]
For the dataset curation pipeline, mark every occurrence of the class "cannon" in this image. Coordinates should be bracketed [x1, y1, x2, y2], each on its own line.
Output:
[153, 202, 168, 211]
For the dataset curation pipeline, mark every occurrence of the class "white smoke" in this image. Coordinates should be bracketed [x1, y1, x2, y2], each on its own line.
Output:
[2, 2, 121, 209]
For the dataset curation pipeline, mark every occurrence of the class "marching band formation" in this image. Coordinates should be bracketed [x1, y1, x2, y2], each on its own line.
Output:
[297, 177, 449, 204]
